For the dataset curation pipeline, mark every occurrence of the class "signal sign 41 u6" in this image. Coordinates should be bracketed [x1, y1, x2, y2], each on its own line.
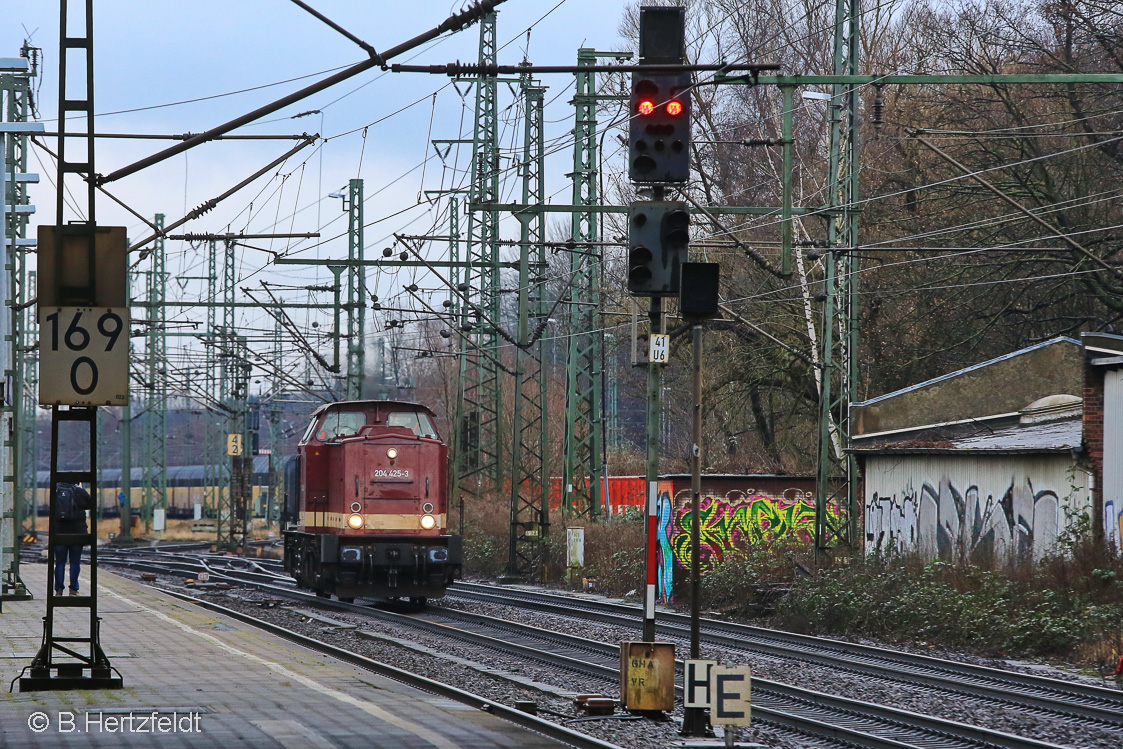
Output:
[38, 307, 130, 406]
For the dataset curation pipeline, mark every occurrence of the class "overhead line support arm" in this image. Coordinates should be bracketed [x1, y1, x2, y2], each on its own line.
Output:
[391, 62, 781, 76]
[128, 136, 317, 259]
[717, 73, 1123, 85]
[288, 0, 381, 59]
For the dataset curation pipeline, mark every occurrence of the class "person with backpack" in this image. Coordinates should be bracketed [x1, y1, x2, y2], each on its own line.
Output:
[53, 482, 93, 596]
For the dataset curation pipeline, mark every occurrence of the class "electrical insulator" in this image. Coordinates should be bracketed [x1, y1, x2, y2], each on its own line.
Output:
[872, 88, 885, 132]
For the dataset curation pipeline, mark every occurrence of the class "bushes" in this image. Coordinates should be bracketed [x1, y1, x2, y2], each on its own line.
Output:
[776, 554, 1123, 661]
[569, 512, 647, 596]
[460, 495, 509, 579]
[697, 540, 813, 616]
[459, 497, 647, 594]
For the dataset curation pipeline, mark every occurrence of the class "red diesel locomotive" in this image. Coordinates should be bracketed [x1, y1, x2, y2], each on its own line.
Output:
[282, 400, 461, 604]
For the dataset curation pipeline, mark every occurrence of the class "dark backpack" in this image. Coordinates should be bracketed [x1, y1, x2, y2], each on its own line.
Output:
[55, 484, 85, 522]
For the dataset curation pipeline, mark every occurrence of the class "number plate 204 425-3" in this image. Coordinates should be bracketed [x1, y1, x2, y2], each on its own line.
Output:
[38, 307, 130, 406]
[371, 468, 411, 482]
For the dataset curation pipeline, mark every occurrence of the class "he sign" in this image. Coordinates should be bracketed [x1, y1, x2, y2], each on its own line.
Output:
[38, 307, 129, 406]
[709, 665, 751, 726]
[683, 659, 715, 708]
[227, 433, 244, 456]
[649, 333, 669, 364]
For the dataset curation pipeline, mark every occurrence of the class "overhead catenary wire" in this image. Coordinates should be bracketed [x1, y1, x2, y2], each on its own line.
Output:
[34, 0, 1121, 416]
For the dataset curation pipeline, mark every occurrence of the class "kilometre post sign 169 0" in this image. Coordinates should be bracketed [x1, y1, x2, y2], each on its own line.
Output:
[38, 307, 129, 406]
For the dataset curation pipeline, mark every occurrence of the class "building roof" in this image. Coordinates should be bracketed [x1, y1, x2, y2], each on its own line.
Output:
[1083, 331, 1123, 362]
[850, 416, 1082, 455]
[850, 337, 1083, 440]
[853, 337, 1079, 408]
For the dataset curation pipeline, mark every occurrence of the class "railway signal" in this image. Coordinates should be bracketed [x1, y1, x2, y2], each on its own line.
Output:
[627, 201, 690, 296]
[628, 71, 692, 184]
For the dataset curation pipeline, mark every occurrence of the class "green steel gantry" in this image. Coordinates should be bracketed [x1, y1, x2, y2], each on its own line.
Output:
[561, 49, 630, 520]
[265, 317, 284, 526]
[2, 46, 40, 602]
[456, 11, 503, 498]
[216, 237, 239, 545]
[811, 0, 863, 556]
[140, 215, 168, 533]
[345, 178, 366, 400]
[203, 237, 227, 530]
[505, 70, 549, 575]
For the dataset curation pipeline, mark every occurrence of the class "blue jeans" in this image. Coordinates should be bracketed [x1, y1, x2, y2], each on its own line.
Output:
[54, 544, 84, 592]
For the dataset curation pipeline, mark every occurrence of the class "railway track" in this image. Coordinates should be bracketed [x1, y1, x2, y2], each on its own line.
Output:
[94, 550, 1086, 748]
[443, 581, 1123, 728]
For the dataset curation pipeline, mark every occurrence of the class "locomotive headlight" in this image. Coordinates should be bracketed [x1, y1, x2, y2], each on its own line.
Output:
[386, 448, 399, 460]
[420, 514, 436, 530]
[347, 513, 364, 530]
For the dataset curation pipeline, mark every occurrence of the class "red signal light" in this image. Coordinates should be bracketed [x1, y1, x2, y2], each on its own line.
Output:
[667, 100, 683, 116]
[637, 100, 655, 116]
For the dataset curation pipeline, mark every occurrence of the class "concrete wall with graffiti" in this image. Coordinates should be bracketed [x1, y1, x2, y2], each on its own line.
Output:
[864, 454, 1091, 565]
[655, 478, 822, 602]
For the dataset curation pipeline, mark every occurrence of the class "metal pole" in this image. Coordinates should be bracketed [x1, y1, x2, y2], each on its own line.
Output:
[690, 324, 702, 659]
[346, 179, 365, 399]
[781, 86, 794, 276]
[119, 400, 131, 539]
[641, 296, 663, 642]
[684, 323, 706, 737]
[457, 11, 502, 494]
[3, 54, 40, 601]
[330, 266, 344, 378]
[564, 48, 622, 521]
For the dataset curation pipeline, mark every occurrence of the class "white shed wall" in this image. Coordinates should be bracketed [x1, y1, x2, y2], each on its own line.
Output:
[1102, 369, 1123, 548]
[864, 454, 1091, 564]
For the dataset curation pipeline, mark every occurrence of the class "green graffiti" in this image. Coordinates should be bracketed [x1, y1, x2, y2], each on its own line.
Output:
[671, 492, 833, 571]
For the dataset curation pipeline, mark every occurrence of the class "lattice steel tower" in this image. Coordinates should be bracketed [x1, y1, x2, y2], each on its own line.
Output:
[456, 11, 503, 496]
[506, 71, 549, 574]
[814, 0, 863, 554]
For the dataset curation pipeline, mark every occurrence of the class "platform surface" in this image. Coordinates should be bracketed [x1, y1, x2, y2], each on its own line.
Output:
[1, 562, 564, 748]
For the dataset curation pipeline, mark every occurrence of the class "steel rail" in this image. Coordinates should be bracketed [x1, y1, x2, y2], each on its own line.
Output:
[341, 594, 1067, 749]
[448, 582, 1123, 726]
[126, 563, 933, 747]
[102, 556, 1067, 749]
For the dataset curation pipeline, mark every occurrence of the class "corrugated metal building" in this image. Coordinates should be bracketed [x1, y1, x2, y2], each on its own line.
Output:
[850, 337, 1099, 565]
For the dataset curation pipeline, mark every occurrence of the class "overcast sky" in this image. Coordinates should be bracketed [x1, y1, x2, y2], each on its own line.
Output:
[2, 1, 635, 394]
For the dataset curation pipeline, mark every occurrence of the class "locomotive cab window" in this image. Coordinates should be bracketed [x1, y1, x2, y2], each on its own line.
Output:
[317, 410, 367, 441]
[301, 415, 319, 443]
[386, 411, 439, 439]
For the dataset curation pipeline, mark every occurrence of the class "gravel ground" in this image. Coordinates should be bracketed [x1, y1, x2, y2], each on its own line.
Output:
[114, 567, 1123, 749]
[117, 570, 826, 748]
[439, 584, 1123, 749]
